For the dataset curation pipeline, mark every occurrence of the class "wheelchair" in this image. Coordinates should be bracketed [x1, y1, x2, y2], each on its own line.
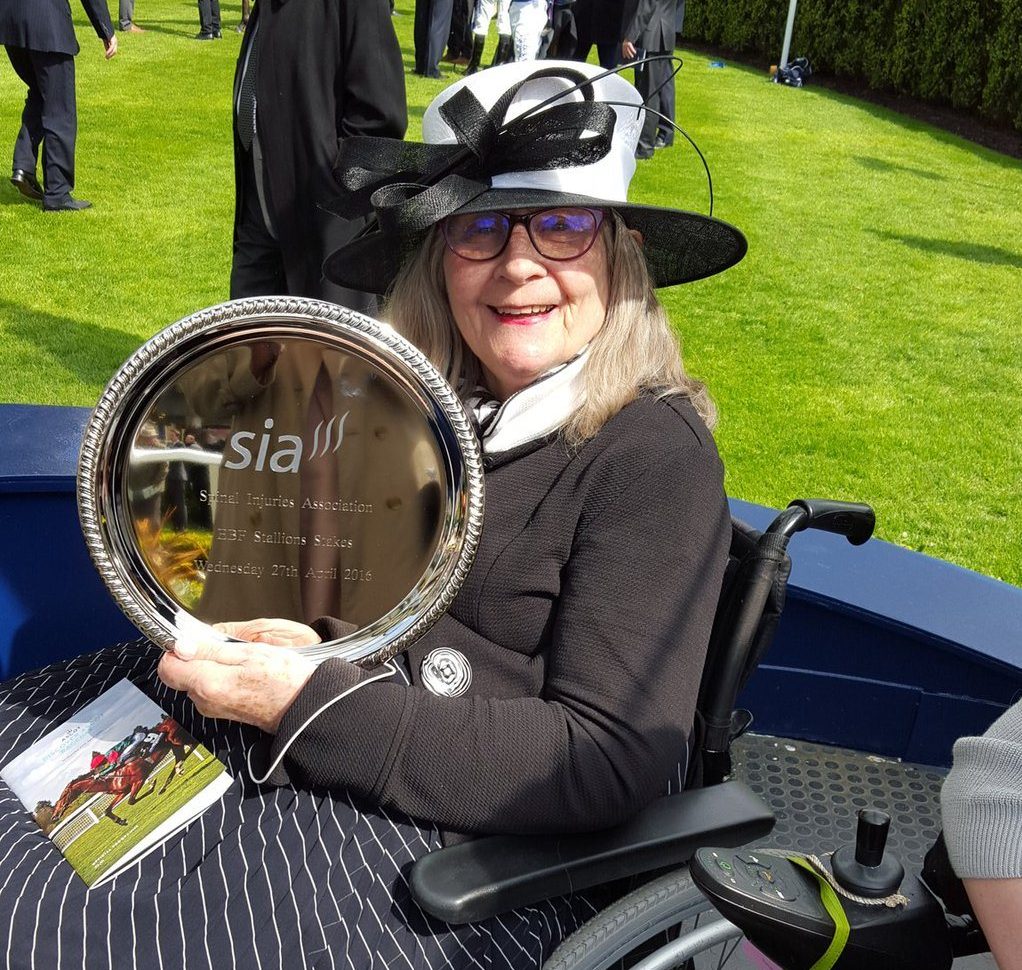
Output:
[408, 498, 878, 969]
[680, 812, 993, 970]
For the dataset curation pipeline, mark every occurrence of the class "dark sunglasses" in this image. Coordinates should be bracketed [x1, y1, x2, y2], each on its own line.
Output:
[441, 207, 606, 262]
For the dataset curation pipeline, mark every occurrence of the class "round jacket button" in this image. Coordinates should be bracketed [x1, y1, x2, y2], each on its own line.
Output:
[420, 647, 472, 698]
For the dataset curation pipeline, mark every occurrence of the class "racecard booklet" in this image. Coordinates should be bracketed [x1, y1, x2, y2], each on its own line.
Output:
[0, 679, 231, 888]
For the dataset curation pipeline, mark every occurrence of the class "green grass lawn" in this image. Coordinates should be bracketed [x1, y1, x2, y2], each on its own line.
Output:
[1, 0, 1020, 585]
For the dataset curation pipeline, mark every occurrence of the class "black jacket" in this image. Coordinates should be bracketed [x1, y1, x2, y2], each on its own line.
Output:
[0, 0, 113, 54]
[573, 0, 628, 46]
[624, 0, 675, 52]
[257, 395, 730, 839]
[232, 0, 407, 302]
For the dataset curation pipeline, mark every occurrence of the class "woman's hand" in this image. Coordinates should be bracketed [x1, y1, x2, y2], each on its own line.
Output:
[211, 618, 322, 648]
[158, 638, 317, 733]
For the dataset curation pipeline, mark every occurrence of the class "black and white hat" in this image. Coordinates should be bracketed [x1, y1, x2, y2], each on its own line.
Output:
[322, 60, 746, 294]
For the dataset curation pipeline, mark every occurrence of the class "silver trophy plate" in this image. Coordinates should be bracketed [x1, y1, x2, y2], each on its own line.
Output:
[78, 298, 484, 666]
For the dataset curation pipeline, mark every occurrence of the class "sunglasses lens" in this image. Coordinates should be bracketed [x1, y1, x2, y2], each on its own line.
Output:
[442, 208, 604, 260]
[443, 212, 510, 260]
[530, 208, 600, 259]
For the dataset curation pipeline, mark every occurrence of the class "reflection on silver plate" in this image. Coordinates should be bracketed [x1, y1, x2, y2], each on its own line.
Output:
[78, 297, 484, 667]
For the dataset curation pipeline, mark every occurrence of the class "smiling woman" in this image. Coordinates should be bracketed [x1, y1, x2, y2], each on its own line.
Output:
[0, 60, 748, 970]
[438, 206, 611, 399]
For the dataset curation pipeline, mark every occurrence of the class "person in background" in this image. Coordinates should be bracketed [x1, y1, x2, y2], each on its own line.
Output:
[508, 0, 547, 60]
[622, 0, 676, 159]
[942, 698, 1022, 970]
[230, 0, 406, 312]
[414, 0, 454, 78]
[465, 0, 511, 73]
[444, 0, 474, 66]
[1, 0, 117, 211]
[573, 0, 625, 69]
[117, 0, 144, 33]
[195, 0, 222, 40]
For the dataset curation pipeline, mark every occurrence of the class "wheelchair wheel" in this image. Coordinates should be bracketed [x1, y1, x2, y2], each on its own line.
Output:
[542, 866, 745, 970]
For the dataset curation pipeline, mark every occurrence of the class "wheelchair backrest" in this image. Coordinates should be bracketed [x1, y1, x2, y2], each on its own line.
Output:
[689, 517, 792, 787]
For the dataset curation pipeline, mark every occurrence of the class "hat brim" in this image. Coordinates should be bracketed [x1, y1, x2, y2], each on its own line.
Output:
[322, 188, 746, 295]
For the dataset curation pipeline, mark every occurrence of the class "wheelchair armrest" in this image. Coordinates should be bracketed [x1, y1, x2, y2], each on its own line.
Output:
[409, 780, 774, 924]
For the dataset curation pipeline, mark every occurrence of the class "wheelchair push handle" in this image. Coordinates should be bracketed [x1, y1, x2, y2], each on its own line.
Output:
[768, 499, 876, 545]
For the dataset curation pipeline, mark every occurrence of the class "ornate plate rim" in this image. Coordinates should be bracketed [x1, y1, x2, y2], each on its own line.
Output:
[77, 297, 484, 667]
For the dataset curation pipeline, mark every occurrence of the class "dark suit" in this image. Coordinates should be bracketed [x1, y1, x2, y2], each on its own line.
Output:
[624, 0, 676, 154]
[230, 0, 407, 308]
[0, 0, 113, 205]
[573, 0, 627, 69]
[414, 0, 454, 78]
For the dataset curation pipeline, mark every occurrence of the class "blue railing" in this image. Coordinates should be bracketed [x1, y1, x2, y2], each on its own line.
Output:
[2, 404, 1019, 766]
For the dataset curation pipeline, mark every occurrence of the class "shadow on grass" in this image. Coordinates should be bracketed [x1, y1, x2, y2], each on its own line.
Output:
[854, 155, 945, 182]
[676, 44, 1022, 166]
[0, 299, 142, 384]
[869, 229, 1022, 269]
[812, 87, 1022, 170]
[136, 21, 206, 37]
[0, 184, 43, 208]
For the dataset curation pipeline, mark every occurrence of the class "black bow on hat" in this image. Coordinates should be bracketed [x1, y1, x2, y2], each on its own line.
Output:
[322, 61, 748, 294]
[324, 66, 616, 245]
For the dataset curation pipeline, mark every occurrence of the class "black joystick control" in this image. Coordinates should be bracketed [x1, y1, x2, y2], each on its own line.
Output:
[831, 809, 905, 898]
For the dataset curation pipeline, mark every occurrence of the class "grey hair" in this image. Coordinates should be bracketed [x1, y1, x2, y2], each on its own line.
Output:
[385, 212, 716, 445]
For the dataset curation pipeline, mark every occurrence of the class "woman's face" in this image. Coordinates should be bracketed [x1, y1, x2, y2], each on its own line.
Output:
[442, 211, 610, 399]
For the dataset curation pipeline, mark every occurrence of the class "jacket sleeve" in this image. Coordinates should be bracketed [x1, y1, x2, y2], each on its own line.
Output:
[624, 0, 656, 44]
[336, 0, 407, 141]
[80, 0, 114, 41]
[265, 427, 730, 835]
[941, 699, 1022, 879]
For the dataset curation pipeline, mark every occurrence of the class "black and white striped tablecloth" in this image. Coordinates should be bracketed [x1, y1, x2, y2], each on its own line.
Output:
[0, 643, 600, 970]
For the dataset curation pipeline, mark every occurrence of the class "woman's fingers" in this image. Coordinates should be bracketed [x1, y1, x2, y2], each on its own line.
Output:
[211, 618, 321, 647]
[158, 640, 316, 733]
[171, 637, 250, 664]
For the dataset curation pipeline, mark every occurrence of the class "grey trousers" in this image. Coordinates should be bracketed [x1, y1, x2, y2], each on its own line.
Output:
[634, 51, 676, 152]
[118, 0, 134, 28]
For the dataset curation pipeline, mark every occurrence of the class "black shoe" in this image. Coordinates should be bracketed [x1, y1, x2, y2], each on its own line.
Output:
[654, 135, 670, 150]
[10, 169, 43, 200]
[43, 196, 92, 211]
[213, 29, 223, 37]
[194, 30, 216, 40]
[635, 146, 655, 160]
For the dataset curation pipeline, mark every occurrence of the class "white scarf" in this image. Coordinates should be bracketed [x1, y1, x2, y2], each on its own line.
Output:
[465, 348, 588, 455]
